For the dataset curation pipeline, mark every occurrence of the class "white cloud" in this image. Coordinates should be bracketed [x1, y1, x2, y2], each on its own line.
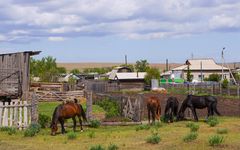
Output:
[0, 0, 240, 42]
[48, 36, 66, 42]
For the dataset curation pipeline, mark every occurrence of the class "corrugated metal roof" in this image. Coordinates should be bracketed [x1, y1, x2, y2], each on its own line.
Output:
[0, 51, 41, 56]
[172, 58, 229, 71]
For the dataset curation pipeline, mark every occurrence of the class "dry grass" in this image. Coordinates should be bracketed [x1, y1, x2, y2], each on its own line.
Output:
[0, 117, 240, 150]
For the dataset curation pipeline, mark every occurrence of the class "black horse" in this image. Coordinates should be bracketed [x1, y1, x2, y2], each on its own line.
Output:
[50, 99, 87, 136]
[164, 97, 179, 123]
[177, 95, 221, 121]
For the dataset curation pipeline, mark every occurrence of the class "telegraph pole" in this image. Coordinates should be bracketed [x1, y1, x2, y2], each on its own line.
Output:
[221, 47, 225, 81]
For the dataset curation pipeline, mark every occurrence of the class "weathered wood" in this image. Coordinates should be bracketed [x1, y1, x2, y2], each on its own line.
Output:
[14, 102, 18, 126]
[31, 93, 38, 124]
[3, 102, 8, 126]
[19, 101, 22, 129]
[86, 91, 93, 120]
[9, 102, 13, 126]
[24, 101, 28, 127]
[0, 102, 3, 125]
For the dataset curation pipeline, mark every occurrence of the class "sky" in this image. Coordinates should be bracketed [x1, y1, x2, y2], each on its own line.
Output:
[0, 0, 240, 63]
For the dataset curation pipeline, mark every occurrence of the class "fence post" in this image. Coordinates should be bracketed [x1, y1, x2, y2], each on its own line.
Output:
[9, 102, 13, 127]
[0, 102, 3, 126]
[14, 101, 18, 126]
[19, 101, 23, 130]
[237, 86, 240, 99]
[3, 102, 8, 126]
[86, 91, 93, 120]
[24, 101, 28, 128]
[31, 92, 38, 124]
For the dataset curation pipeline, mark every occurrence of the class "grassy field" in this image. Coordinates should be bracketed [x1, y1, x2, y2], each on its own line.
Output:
[0, 116, 240, 150]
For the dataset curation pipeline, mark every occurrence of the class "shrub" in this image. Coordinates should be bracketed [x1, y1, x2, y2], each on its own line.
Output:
[154, 122, 164, 128]
[38, 113, 51, 128]
[89, 119, 101, 128]
[186, 122, 194, 128]
[89, 144, 105, 150]
[67, 131, 77, 140]
[88, 131, 96, 138]
[107, 143, 119, 150]
[135, 124, 150, 131]
[24, 123, 41, 137]
[0, 127, 17, 135]
[160, 116, 168, 123]
[7, 127, 17, 135]
[222, 79, 229, 89]
[216, 128, 228, 134]
[96, 98, 120, 118]
[183, 132, 198, 142]
[207, 116, 219, 127]
[208, 135, 224, 146]
[146, 132, 161, 144]
[189, 124, 199, 132]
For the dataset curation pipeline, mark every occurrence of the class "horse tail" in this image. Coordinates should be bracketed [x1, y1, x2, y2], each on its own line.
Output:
[79, 104, 87, 122]
[212, 101, 221, 116]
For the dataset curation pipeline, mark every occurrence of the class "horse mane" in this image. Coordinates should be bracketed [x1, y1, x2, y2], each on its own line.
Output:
[51, 105, 61, 127]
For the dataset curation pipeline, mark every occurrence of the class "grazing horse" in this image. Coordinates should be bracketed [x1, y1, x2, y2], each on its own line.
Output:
[50, 99, 87, 136]
[147, 96, 161, 124]
[177, 95, 221, 121]
[164, 97, 179, 123]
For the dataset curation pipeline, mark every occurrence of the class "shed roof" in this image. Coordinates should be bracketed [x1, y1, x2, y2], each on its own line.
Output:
[0, 51, 41, 56]
[109, 72, 146, 80]
[172, 58, 229, 71]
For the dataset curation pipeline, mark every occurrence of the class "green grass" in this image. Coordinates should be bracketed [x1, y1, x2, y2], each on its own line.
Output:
[0, 117, 239, 149]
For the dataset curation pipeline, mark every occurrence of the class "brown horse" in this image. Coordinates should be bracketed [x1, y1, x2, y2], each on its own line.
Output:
[147, 96, 161, 124]
[50, 99, 87, 136]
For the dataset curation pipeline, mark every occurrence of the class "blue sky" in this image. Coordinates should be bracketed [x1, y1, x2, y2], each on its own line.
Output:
[0, 0, 239, 63]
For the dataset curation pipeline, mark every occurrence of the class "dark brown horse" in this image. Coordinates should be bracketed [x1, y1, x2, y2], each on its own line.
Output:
[147, 96, 161, 124]
[164, 97, 179, 123]
[50, 99, 87, 136]
[177, 95, 221, 121]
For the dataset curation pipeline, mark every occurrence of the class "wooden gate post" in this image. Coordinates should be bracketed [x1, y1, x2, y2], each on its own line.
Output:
[31, 92, 38, 124]
[86, 91, 93, 120]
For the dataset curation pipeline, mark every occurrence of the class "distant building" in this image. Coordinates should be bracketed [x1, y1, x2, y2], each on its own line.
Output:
[171, 58, 230, 82]
[108, 66, 146, 82]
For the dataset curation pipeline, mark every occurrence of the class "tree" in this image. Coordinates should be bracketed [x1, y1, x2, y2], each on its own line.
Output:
[30, 56, 67, 82]
[186, 65, 193, 82]
[204, 74, 221, 82]
[70, 68, 80, 75]
[135, 59, 150, 72]
[58, 67, 67, 74]
[120, 64, 135, 72]
[144, 68, 160, 85]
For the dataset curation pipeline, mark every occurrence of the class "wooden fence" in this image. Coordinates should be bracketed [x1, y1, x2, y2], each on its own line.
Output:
[0, 101, 31, 129]
[32, 90, 84, 102]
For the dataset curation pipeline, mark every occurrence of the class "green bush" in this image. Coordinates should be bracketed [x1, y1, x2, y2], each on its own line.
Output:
[222, 79, 229, 89]
[96, 98, 120, 118]
[107, 143, 119, 150]
[135, 124, 150, 131]
[89, 144, 105, 150]
[89, 119, 101, 128]
[67, 131, 77, 140]
[189, 124, 199, 132]
[7, 127, 17, 135]
[216, 128, 228, 134]
[146, 133, 161, 144]
[160, 116, 168, 123]
[38, 113, 51, 128]
[183, 132, 198, 142]
[88, 131, 96, 138]
[208, 135, 224, 146]
[207, 116, 219, 127]
[24, 123, 41, 137]
[154, 122, 164, 129]
[186, 122, 194, 128]
[0, 127, 17, 135]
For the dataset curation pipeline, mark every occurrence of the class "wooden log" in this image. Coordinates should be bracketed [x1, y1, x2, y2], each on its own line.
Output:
[31, 92, 38, 124]
[0, 102, 3, 126]
[86, 91, 93, 120]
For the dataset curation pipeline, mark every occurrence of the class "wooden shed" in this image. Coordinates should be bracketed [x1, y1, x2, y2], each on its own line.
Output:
[0, 51, 41, 101]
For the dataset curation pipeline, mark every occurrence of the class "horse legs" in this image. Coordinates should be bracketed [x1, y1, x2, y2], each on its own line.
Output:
[148, 107, 151, 124]
[190, 107, 198, 121]
[59, 118, 65, 134]
[72, 117, 77, 132]
[78, 116, 83, 132]
[212, 102, 221, 116]
[151, 107, 156, 124]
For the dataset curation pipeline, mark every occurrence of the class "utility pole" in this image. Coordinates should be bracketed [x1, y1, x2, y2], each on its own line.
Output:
[221, 47, 225, 81]
[200, 61, 203, 83]
[125, 55, 128, 65]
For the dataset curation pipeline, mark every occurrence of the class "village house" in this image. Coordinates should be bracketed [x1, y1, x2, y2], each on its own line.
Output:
[163, 58, 230, 82]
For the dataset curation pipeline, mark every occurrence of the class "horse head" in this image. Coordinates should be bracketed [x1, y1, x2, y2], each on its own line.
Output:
[50, 122, 58, 136]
